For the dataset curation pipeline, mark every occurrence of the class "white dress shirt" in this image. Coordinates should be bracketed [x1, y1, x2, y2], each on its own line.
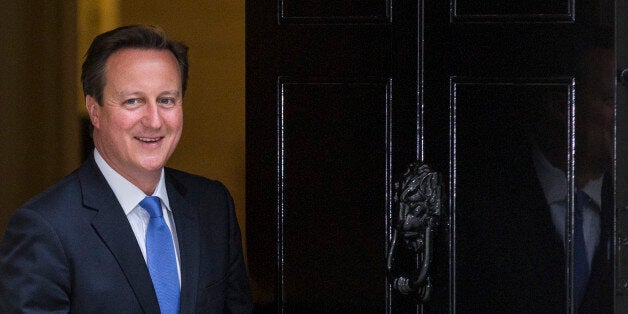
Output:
[94, 149, 181, 286]
[533, 149, 602, 269]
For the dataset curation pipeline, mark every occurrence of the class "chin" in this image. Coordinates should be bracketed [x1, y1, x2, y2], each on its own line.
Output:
[138, 160, 167, 172]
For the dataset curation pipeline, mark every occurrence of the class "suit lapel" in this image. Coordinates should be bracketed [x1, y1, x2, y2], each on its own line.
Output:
[79, 157, 160, 314]
[580, 173, 614, 312]
[166, 171, 200, 314]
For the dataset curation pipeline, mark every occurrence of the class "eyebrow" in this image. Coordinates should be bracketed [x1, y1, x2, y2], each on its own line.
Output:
[115, 90, 181, 98]
[159, 90, 181, 97]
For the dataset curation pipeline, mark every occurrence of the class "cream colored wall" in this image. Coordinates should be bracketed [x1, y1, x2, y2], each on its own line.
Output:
[0, 1, 80, 239]
[77, 1, 121, 112]
[117, 1, 247, 245]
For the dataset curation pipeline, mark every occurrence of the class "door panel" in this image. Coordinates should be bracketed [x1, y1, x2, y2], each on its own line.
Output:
[279, 0, 391, 24]
[278, 79, 390, 311]
[246, 0, 616, 312]
[449, 80, 575, 313]
[452, 0, 573, 22]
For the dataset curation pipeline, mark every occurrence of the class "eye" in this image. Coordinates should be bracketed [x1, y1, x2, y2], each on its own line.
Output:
[124, 98, 141, 105]
[158, 98, 176, 106]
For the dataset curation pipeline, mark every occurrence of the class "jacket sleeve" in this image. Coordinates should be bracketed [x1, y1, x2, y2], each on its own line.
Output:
[0, 207, 71, 313]
[221, 186, 254, 314]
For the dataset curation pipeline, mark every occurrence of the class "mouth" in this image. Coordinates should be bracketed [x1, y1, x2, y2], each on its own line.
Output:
[136, 136, 164, 143]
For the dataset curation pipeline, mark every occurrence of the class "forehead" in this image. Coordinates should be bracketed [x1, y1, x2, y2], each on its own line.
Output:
[579, 48, 614, 94]
[104, 48, 181, 81]
[107, 47, 178, 64]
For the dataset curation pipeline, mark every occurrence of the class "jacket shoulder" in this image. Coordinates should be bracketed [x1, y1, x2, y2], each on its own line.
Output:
[20, 170, 82, 213]
[164, 168, 228, 195]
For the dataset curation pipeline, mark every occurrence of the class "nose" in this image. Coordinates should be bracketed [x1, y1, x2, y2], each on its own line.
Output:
[142, 101, 163, 129]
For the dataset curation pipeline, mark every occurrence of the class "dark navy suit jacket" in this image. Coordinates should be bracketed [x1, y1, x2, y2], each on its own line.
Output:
[0, 155, 253, 313]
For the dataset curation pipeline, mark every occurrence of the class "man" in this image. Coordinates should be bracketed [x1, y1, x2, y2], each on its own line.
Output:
[528, 45, 614, 312]
[453, 43, 614, 313]
[0, 25, 253, 313]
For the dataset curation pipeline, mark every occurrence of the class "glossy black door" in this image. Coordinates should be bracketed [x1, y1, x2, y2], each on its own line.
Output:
[616, 0, 628, 311]
[246, 1, 417, 312]
[246, 0, 616, 312]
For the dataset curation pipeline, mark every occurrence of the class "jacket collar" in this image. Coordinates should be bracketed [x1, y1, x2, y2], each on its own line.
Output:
[79, 155, 160, 313]
[79, 155, 201, 313]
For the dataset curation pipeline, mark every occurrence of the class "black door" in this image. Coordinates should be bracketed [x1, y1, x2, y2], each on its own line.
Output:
[246, 0, 617, 312]
[616, 0, 628, 310]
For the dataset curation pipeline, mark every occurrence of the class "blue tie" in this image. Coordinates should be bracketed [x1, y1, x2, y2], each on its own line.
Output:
[140, 196, 180, 314]
[574, 190, 589, 308]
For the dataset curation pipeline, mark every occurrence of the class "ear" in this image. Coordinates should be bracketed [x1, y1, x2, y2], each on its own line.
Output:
[86, 95, 100, 129]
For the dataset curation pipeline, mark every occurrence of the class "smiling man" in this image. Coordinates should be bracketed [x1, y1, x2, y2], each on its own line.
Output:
[0, 25, 252, 313]
[87, 48, 184, 195]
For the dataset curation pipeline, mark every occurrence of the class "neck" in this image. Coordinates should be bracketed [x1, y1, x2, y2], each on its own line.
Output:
[129, 174, 160, 195]
[94, 147, 161, 195]
[541, 147, 604, 190]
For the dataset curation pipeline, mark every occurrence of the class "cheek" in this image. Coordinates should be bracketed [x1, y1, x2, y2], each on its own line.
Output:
[588, 106, 613, 131]
[580, 102, 611, 130]
[107, 112, 140, 133]
[166, 110, 184, 133]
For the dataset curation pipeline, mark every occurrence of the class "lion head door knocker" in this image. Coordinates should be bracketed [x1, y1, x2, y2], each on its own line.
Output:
[387, 160, 443, 302]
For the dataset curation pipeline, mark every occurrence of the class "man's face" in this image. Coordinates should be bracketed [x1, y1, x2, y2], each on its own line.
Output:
[87, 48, 183, 186]
[577, 47, 614, 175]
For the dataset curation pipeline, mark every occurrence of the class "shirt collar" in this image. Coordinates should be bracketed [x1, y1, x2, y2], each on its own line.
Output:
[94, 149, 171, 215]
[532, 149, 603, 208]
[581, 174, 603, 209]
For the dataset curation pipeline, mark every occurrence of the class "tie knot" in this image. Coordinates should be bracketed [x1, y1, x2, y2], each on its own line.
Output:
[140, 196, 163, 218]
